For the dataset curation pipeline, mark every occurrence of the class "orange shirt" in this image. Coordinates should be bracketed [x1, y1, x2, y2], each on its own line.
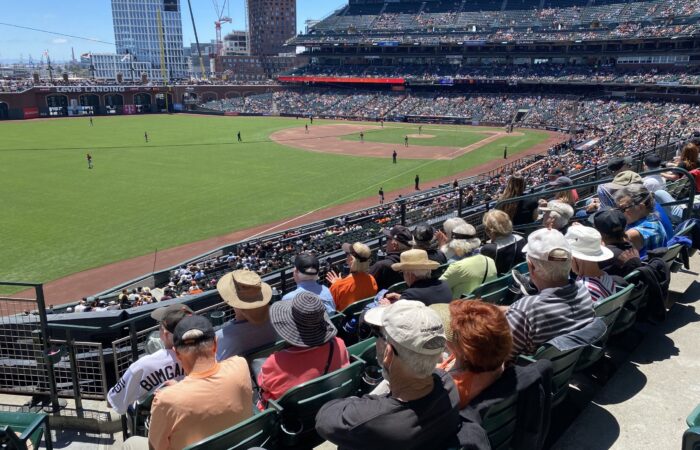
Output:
[438, 355, 474, 409]
[330, 272, 378, 312]
[148, 357, 253, 450]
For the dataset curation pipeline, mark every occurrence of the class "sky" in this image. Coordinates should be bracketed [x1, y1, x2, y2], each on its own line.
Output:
[0, 0, 347, 63]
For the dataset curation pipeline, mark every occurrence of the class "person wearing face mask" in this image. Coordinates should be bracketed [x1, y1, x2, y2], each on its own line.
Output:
[315, 300, 462, 450]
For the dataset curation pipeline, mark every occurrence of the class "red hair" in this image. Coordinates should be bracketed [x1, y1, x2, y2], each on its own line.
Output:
[449, 300, 513, 372]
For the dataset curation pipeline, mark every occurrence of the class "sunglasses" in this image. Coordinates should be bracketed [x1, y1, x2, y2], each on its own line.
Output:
[371, 326, 399, 356]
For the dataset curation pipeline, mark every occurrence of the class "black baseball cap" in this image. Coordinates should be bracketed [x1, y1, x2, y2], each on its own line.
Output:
[151, 304, 194, 333]
[173, 315, 215, 347]
[294, 253, 319, 275]
[607, 156, 633, 172]
[593, 209, 627, 237]
[383, 225, 413, 246]
[410, 223, 435, 246]
[644, 154, 662, 168]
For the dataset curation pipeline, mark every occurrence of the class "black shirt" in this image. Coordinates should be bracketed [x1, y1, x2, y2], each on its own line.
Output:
[369, 253, 404, 290]
[316, 371, 461, 450]
[599, 241, 642, 278]
[401, 278, 453, 305]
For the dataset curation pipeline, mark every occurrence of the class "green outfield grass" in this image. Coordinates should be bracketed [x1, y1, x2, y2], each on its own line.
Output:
[0, 115, 551, 293]
[340, 125, 491, 147]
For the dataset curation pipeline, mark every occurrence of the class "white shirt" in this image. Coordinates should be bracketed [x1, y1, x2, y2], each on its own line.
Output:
[107, 349, 185, 415]
[643, 174, 666, 193]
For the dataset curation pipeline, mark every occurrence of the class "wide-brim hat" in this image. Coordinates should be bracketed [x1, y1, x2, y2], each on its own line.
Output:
[269, 291, 337, 348]
[391, 249, 440, 272]
[565, 226, 615, 262]
[217, 270, 272, 310]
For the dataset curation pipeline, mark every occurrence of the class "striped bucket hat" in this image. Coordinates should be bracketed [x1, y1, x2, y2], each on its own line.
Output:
[269, 291, 337, 348]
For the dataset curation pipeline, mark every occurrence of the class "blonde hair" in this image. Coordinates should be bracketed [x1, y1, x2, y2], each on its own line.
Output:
[349, 243, 371, 273]
[483, 210, 513, 239]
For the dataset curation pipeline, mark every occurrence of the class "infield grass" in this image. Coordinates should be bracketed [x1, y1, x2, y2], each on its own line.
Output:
[0, 115, 551, 294]
[341, 124, 491, 147]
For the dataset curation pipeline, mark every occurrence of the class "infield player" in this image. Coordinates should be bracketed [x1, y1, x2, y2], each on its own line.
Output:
[144, 131, 149, 143]
[86, 153, 93, 169]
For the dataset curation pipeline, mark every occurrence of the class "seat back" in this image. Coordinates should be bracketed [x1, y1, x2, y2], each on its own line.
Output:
[244, 340, 289, 363]
[661, 244, 684, 268]
[183, 409, 279, 450]
[340, 297, 374, 318]
[127, 392, 155, 437]
[0, 426, 26, 450]
[512, 261, 529, 274]
[0, 412, 48, 450]
[387, 281, 407, 294]
[684, 404, 700, 450]
[269, 358, 365, 448]
[533, 344, 584, 407]
[611, 271, 648, 336]
[593, 284, 634, 343]
[482, 391, 519, 450]
[470, 274, 513, 303]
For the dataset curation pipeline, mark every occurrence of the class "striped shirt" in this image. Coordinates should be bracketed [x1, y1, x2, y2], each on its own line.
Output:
[506, 281, 595, 357]
[578, 274, 616, 302]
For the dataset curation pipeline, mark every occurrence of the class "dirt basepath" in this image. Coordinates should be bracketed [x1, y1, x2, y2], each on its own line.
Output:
[14, 127, 566, 305]
[269, 123, 526, 160]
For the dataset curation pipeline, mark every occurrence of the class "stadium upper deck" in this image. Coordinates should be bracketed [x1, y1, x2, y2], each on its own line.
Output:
[291, 0, 700, 45]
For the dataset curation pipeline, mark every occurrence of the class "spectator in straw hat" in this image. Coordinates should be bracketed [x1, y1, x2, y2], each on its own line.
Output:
[215, 270, 278, 361]
[326, 242, 378, 312]
[383, 249, 452, 306]
[316, 300, 461, 449]
[108, 304, 192, 415]
[257, 292, 350, 408]
[282, 252, 336, 314]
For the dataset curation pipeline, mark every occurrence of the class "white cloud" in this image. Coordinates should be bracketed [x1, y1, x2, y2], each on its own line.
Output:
[52, 38, 68, 44]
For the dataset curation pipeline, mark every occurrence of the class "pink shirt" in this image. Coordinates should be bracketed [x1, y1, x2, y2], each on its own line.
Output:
[257, 337, 349, 408]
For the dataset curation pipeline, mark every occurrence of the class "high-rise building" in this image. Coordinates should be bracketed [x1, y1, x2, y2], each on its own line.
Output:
[111, 0, 188, 79]
[247, 0, 296, 56]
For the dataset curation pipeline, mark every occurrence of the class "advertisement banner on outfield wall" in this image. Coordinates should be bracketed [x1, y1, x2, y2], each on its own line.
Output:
[23, 107, 39, 119]
[278, 76, 405, 85]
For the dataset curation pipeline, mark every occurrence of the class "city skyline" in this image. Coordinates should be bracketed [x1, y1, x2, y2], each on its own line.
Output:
[0, 0, 346, 63]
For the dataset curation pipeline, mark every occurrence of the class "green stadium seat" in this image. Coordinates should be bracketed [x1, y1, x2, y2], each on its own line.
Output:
[611, 270, 648, 336]
[268, 357, 365, 448]
[340, 296, 375, 319]
[531, 344, 584, 407]
[0, 412, 51, 450]
[182, 409, 279, 450]
[512, 261, 529, 274]
[577, 284, 634, 371]
[126, 392, 155, 438]
[387, 281, 408, 294]
[467, 273, 515, 305]
[244, 340, 289, 363]
[684, 403, 700, 450]
[481, 389, 519, 450]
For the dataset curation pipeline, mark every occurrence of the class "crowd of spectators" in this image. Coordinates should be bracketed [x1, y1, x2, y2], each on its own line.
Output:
[288, 63, 700, 86]
[301, 0, 700, 40]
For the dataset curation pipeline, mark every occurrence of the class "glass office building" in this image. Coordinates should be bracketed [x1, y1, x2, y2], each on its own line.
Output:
[111, 0, 188, 79]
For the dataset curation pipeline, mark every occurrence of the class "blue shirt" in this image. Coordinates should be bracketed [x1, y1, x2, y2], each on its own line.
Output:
[282, 280, 336, 314]
[215, 319, 278, 362]
[627, 213, 668, 259]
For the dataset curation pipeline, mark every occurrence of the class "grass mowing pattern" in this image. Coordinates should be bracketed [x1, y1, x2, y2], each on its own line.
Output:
[340, 125, 491, 147]
[0, 115, 551, 292]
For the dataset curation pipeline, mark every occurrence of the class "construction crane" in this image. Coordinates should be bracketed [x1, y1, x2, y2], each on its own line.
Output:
[213, 0, 232, 57]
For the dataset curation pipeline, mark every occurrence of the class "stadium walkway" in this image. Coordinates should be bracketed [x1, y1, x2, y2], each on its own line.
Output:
[32, 255, 700, 449]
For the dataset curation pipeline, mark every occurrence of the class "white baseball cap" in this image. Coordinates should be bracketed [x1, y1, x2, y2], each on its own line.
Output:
[364, 300, 446, 356]
[565, 226, 614, 262]
[522, 228, 571, 262]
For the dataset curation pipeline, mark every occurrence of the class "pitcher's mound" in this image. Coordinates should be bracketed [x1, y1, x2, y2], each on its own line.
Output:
[407, 134, 435, 139]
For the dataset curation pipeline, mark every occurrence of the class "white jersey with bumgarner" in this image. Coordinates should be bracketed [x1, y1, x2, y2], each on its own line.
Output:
[108, 349, 185, 415]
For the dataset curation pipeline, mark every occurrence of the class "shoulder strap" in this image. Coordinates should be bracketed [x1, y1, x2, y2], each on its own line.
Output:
[482, 255, 490, 284]
[323, 339, 335, 375]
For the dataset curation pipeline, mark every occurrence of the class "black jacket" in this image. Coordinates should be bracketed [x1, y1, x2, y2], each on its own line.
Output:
[401, 278, 453, 306]
[458, 359, 553, 450]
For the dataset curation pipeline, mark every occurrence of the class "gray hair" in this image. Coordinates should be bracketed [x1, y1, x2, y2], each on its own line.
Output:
[528, 255, 571, 283]
[547, 211, 571, 230]
[390, 339, 443, 378]
[449, 224, 481, 257]
[615, 184, 655, 212]
[403, 268, 432, 280]
[442, 217, 468, 240]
